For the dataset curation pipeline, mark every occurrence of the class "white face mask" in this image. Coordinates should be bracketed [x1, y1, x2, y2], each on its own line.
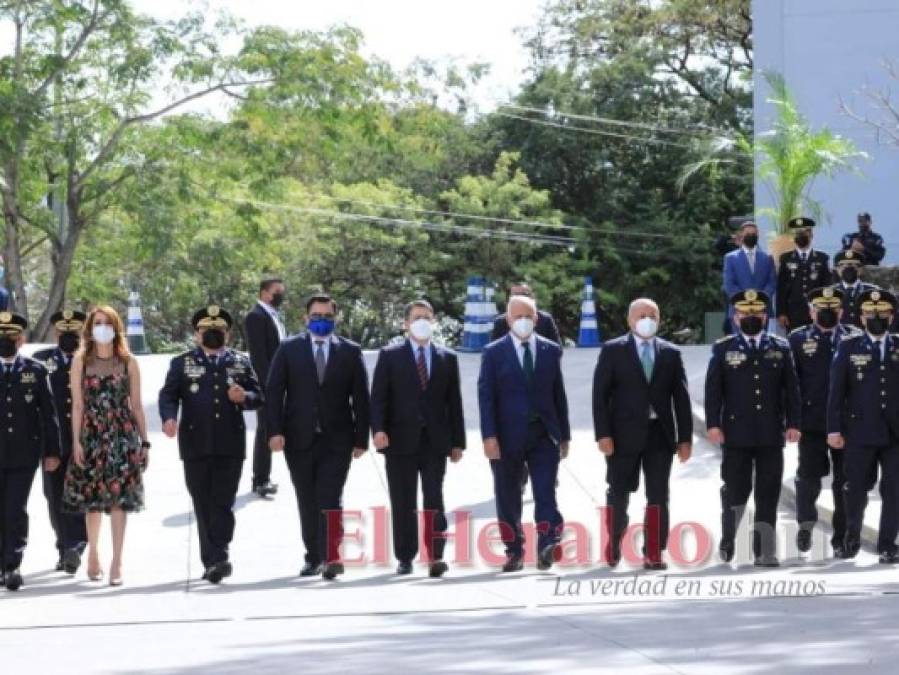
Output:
[635, 317, 658, 339]
[409, 318, 433, 341]
[92, 324, 115, 345]
[511, 317, 535, 339]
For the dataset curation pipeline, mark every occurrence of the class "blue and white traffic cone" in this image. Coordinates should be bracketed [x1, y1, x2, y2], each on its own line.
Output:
[126, 289, 151, 354]
[460, 276, 496, 352]
[577, 276, 602, 348]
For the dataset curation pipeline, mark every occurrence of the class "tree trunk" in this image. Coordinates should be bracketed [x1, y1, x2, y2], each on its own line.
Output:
[1, 183, 30, 322]
[33, 195, 83, 341]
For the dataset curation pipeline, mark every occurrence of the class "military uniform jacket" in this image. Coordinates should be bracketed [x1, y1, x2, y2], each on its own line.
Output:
[832, 282, 877, 328]
[827, 333, 899, 446]
[0, 355, 61, 469]
[158, 348, 263, 461]
[32, 347, 75, 456]
[704, 333, 801, 448]
[776, 249, 830, 328]
[789, 324, 857, 433]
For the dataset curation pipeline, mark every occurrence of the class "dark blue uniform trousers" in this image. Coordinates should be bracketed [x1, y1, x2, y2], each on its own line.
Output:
[490, 421, 563, 558]
[844, 441, 899, 554]
[0, 467, 38, 571]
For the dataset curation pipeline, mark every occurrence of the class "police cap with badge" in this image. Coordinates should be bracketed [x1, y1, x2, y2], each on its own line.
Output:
[191, 305, 233, 331]
[730, 289, 770, 313]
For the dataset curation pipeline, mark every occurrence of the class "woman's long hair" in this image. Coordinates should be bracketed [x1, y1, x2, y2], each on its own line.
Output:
[80, 305, 131, 364]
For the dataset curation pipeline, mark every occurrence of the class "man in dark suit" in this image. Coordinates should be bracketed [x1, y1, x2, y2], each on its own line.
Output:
[593, 298, 693, 569]
[244, 276, 286, 498]
[160, 305, 263, 583]
[789, 287, 861, 557]
[478, 295, 570, 572]
[33, 310, 88, 575]
[705, 290, 801, 567]
[827, 289, 899, 563]
[0, 312, 61, 591]
[776, 217, 831, 332]
[371, 300, 465, 577]
[490, 283, 561, 344]
[831, 250, 877, 329]
[266, 294, 370, 580]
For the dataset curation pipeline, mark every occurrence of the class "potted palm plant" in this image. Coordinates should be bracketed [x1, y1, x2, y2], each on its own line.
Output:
[679, 71, 867, 264]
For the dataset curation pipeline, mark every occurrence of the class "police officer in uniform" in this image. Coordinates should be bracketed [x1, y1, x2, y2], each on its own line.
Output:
[776, 217, 830, 332]
[159, 305, 263, 583]
[831, 250, 876, 329]
[0, 312, 62, 591]
[788, 288, 860, 556]
[841, 212, 886, 266]
[827, 289, 899, 563]
[33, 310, 88, 574]
[705, 290, 801, 567]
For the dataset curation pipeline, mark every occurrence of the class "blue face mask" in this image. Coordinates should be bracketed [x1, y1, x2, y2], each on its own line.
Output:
[308, 318, 335, 337]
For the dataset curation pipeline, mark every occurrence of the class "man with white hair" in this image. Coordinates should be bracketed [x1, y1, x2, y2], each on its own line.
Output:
[478, 295, 570, 572]
[592, 298, 693, 569]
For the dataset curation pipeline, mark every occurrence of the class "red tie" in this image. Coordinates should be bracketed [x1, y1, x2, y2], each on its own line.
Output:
[416, 346, 428, 391]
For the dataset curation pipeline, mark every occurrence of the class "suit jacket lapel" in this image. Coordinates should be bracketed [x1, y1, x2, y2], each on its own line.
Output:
[504, 334, 528, 387]
[627, 333, 651, 387]
[322, 336, 340, 384]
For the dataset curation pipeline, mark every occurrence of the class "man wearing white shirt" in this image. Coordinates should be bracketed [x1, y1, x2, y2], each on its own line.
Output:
[244, 277, 287, 498]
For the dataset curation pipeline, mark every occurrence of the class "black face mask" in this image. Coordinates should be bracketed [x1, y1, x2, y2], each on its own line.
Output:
[739, 315, 764, 336]
[866, 316, 889, 337]
[816, 308, 839, 330]
[0, 337, 17, 359]
[58, 331, 80, 354]
[859, 223, 871, 232]
[742, 233, 758, 248]
[269, 292, 284, 308]
[841, 267, 859, 284]
[794, 233, 810, 248]
[201, 329, 225, 350]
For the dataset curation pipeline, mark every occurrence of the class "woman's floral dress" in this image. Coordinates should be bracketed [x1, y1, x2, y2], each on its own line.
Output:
[63, 359, 145, 513]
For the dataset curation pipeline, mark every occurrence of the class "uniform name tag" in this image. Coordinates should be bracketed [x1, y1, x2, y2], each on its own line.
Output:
[802, 340, 818, 356]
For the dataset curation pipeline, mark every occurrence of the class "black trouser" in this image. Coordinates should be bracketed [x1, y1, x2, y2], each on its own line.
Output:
[284, 435, 353, 565]
[844, 441, 899, 554]
[384, 432, 448, 563]
[720, 445, 784, 558]
[604, 420, 674, 560]
[795, 431, 846, 546]
[42, 460, 86, 557]
[183, 456, 243, 568]
[490, 421, 562, 558]
[252, 410, 272, 488]
[0, 466, 38, 572]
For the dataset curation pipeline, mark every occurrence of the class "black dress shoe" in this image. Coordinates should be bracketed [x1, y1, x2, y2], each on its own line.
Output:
[300, 562, 323, 577]
[55, 557, 65, 572]
[63, 548, 82, 575]
[501, 555, 523, 573]
[832, 544, 846, 559]
[322, 562, 345, 580]
[643, 559, 668, 571]
[753, 554, 780, 568]
[205, 563, 225, 584]
[879, 551, 899, 564]
[719, 539, 735, 563]
[604, 543, 621, 568]
[253, 481, 278, 498]
[5, 570, 23, 591]
[429, 560, 448, 578]
[396, 561, 413, 575]
[796, 528, 812, 553]
[841, 539, 861, 559]
[537, 543, 560, 571]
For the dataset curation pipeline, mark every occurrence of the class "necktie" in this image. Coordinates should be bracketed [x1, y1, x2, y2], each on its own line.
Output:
[874, 341, 883, 364]
[3, 363, 9, 377]
[749, 337, 758, 352]
[522, 342, 535, 389]
[641, 341, 654, 381]
[209, 354, 217, 367]
[315, 342, 326, 384]
[416, 346, 428, 391]
[800, 252, 807, 264]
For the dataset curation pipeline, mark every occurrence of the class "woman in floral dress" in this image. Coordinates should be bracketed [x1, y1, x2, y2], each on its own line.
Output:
[63, 305, 149, 586]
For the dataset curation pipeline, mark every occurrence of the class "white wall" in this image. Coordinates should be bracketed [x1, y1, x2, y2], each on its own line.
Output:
[753, 0, 899, 263]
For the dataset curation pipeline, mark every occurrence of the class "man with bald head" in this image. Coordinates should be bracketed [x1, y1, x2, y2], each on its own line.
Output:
[592, 298, 693, 569]
[478, 295, 570, 572]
